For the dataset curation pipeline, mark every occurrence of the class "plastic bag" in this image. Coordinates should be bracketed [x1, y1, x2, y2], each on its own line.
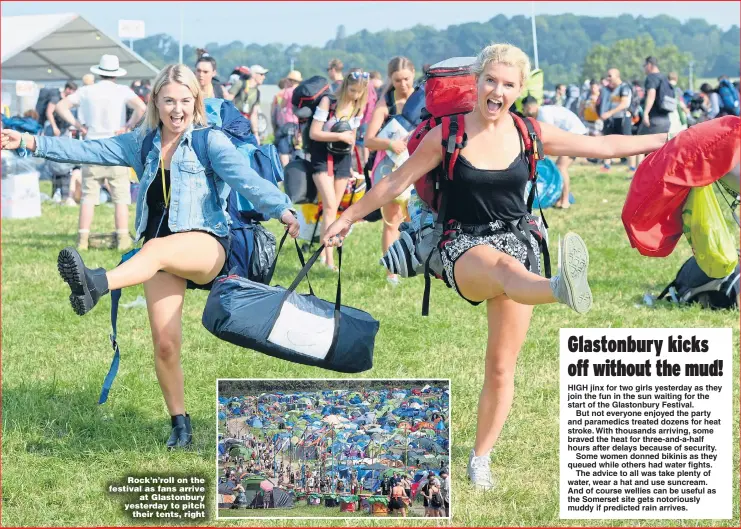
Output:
[681, 185, 737, 278]
[1, 149, 45, 178]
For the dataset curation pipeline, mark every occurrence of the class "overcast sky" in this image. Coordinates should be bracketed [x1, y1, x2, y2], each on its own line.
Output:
[2, 1, 739, 47]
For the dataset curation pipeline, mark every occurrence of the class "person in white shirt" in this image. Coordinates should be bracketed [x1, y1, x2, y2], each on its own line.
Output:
[522, 95, 587, 209]
[55, 54, 146, 250]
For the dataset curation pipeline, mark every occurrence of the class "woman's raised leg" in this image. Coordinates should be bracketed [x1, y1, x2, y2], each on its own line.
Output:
[452, 232, 592, 312]
[57, 231, 225, 315]
[107, 231, 225, 289]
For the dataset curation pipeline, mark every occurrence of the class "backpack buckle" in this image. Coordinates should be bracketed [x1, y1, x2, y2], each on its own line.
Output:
[446, 119, 459, 154]
[529, 132, 541, 160]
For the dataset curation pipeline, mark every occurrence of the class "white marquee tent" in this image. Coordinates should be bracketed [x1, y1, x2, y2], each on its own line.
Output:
[1, 13, 159, 83]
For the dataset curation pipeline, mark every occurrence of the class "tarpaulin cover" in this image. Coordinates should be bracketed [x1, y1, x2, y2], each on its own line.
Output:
[622, 116, 740, 257]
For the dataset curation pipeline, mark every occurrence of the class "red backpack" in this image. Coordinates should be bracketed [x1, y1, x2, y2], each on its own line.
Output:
[407, 58, 546, 216]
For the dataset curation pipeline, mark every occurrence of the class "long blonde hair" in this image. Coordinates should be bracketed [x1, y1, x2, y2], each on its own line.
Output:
[142, 64, 208, 132]
[335, 71, 369, 119]
[472, 43, 531, 87]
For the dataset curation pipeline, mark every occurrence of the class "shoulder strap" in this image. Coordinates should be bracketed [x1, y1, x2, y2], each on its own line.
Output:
[423, 114, 466, 318]
[140, 129, 158, 167]
[441, 114, 466, 182]
[511, 112, 549, 228]
[510, 112, 542, 182]
[385, 89, 396, 116]
[101, 247, 140, 404]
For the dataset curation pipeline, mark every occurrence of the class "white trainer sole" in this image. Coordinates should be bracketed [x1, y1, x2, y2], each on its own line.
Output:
[561, 233, 592, 314]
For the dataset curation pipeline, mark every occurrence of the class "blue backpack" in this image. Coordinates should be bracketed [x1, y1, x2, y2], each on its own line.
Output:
[717, 79, 740, 117]
[524, 158, 564, 209]
[101, 98, 285, 404]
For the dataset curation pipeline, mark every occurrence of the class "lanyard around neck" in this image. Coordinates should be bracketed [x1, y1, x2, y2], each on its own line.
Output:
[159, 157, 170, 208]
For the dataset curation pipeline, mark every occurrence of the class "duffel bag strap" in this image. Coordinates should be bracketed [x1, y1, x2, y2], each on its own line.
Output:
[287, 244, 344, 312]
[269, 230, 315, 296]
[100, 247, 140, 404]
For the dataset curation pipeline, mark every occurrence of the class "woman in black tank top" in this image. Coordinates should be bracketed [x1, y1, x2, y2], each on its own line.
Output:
[323, 44, 671, 489]
[365, 57, 417, 285]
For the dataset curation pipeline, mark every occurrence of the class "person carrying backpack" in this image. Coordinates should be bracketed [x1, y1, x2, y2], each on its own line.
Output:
[639, 56, 674, 136]
[272, 70, 302, 167]
[364, 56, 418, 285]
[36, 81, 78, 136]
[1, 64, 299, 450]
[308, 70, 369, 271]
[429, 482, 445, 517]
[322, 43, 671, 491]
[716, 75, 740, 117]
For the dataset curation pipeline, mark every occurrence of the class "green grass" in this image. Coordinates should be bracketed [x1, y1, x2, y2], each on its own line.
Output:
[2, 166, 738, 527]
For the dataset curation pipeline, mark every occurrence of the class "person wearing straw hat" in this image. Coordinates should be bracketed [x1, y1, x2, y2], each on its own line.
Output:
[55, 54, 147, 251]
[286, 70, 303, 84]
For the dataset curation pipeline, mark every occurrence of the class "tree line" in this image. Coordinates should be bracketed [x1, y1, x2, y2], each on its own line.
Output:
[133, 14, 739, 88]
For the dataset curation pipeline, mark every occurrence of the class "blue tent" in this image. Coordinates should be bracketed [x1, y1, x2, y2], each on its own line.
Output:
[246, 416, 264, 428]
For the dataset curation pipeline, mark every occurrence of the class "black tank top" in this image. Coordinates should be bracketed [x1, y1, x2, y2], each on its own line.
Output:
[445, 135, 529, 224]
[147, 168, 171, 210]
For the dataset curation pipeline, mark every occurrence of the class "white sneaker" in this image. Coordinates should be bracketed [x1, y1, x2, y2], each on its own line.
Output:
[550, 232, 592, 314]
[467, 449, 494, 491]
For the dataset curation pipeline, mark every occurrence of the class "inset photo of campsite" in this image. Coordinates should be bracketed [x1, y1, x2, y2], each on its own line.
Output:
[217, 379, 450, 519]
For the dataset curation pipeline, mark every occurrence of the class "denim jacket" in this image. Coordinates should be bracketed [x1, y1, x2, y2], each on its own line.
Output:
[34, 125, 292, 240]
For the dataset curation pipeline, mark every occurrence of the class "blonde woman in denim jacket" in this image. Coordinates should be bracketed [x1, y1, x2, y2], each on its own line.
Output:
[2, 64, 299, 449]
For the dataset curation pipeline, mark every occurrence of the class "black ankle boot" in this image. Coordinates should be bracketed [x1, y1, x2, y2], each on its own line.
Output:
[57, 247, 109, 316]
[166, 414, 192, 450]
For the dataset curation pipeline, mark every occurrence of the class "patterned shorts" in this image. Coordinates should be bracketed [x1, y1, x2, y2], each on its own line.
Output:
[439, 220, 542, 305]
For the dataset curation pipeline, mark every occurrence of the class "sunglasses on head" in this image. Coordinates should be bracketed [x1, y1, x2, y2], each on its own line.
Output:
[350, 71, 369, 80]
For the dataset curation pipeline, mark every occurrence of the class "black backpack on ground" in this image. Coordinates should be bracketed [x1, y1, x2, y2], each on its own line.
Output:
[657, 256, 739, 309]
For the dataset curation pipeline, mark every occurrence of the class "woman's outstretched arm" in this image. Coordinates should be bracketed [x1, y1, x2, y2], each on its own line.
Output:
[539, 121, 668, 159]
[1, 128, 140, 170]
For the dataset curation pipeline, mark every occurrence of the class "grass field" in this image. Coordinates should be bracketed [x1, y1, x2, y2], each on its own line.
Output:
[2, 164, 738, 527]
